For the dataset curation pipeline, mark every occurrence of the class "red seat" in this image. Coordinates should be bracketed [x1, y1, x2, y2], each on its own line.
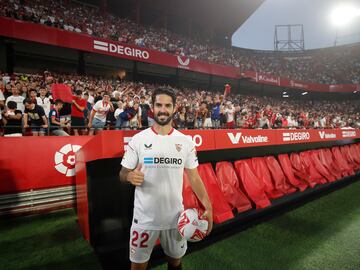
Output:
[182, 170, 201, 210]
[290, 152, 318, 188]
[319, 148, 343, 180]
[340, 145, 359, 170]
[215, 161, 252, 213]
[234, 160, 271, 209]
[278, 153, 308, 191]
[197, 163, 234, 223]
[299, 151, 327, 185]
[331, 146, 355, 176]
[251, 157, 284, 198]
[309, 150, 336, 182]
[348, 144, 360, 169]
[265, 156, 297, 194]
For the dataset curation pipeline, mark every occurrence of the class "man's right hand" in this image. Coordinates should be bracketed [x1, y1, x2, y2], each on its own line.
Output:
[127, 163, 144, 186]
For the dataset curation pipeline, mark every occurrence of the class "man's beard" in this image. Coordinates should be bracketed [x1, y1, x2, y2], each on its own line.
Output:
[154, 112, 173, 126]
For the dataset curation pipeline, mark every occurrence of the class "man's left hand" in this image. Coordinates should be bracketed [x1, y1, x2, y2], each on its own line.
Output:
[202, 208, 213, 235]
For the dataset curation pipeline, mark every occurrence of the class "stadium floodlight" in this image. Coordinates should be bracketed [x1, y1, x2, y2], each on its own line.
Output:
[353, 90, 358, 93]
[302, 92, 308, 95]
[282, 94, 289, 98]
[330, 5, 359, 27]
[282, 91, 287, 94]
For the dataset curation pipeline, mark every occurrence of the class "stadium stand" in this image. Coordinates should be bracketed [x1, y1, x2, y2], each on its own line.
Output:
[1, 0, 360, 84]
[1, 70, 359, 136]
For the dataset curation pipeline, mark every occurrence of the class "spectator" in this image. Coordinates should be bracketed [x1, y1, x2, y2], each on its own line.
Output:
[71, 89, 87, 135]
[28, 88, 38, 104]
[36, 86, 52, 117]
[23, 98, 48, 136]
[0, 88, 5, 134]
[139, 95, 150, 128]
[114, 100, 124, 129]
[6, 85, 25, 113]
[128, 102, 142, 129]
[224, 101, 235, 129]
[83, 92, 93, 123]
[49, 99, 70, 136]
[2, 100, 22, 136]
[185, 106, 196, 129]
[88, 93, 114, 135]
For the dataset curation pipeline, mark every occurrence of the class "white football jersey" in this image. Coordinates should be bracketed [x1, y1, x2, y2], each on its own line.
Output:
[121, 127, 198, 230]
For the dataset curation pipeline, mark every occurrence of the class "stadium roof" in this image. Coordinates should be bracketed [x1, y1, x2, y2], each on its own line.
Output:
[89, 0, 265, 45]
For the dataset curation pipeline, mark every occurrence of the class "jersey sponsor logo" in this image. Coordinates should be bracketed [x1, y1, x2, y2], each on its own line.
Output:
[318, 131, 337, 139]
[227, 132, 269, 144]
[144, 157, 183, 165]
[283, 132, 310, 142]
[342, 130, 356, 138]
[54, 144, 82, 177]
[93, 40, 150, 59]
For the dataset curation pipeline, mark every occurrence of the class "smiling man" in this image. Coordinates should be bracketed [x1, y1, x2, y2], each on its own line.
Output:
[119, 87, 213, 270]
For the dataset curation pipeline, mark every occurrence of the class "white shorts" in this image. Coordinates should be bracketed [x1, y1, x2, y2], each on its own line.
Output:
[204, 118, 212, 128]
[129, 223, 187, 263]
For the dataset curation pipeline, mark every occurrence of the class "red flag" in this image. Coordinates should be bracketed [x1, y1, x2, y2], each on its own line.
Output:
[51, 84, 72, 103]
[224, 84, 231, 96]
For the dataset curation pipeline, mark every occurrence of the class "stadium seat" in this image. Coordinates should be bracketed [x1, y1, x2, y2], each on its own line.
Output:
[278, 153, 308, 191]
[234, 160, 271, 209]
[183, 170, 201, 210]
[251, 157, 285, 198]
[290, 152, 318, 188]
[340, 145, 359, 170]
[309, 150, 336, 182]
[197, 163, 234, 223]
[215, 161, 252, 213]
[331, 146, 355, 176]
[265, 156, 297, 194]
[319, 148, 343, 180]
[299, 151, 327, 185]
[348, 144, 360, 169]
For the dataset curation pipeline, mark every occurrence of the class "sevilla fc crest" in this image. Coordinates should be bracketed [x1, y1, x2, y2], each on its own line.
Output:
[175, 144, 182, 152]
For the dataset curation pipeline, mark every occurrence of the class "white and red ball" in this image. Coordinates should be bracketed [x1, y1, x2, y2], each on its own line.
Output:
[177, 208, 208, 242]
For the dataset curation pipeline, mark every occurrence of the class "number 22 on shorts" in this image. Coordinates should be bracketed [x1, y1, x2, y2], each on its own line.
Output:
[131, 230, 149, 248]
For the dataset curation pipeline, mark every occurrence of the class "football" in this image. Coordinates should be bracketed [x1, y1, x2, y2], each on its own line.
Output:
[177, 208, 208, 242]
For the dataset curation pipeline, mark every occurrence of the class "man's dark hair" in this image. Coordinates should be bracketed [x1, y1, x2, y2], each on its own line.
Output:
[54, 99, 63, 105]
[7, 101, 17, 110]
[23, 98, 33, 105]
[151, 87, 176, 106]
[75, 89, 82, 95]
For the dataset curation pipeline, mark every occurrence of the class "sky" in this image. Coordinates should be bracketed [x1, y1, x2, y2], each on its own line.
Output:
[232, 0, 360, 50]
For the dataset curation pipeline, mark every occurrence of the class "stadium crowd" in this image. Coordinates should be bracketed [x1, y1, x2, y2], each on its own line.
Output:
[1, 70, 359, 136]
[1, 0, 360, 85]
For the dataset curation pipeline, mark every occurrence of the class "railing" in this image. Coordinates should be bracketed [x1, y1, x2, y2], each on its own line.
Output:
[0, 186, 76, 216]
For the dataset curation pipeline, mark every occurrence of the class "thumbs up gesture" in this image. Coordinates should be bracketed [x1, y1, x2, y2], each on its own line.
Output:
[127, 163, 144, 186]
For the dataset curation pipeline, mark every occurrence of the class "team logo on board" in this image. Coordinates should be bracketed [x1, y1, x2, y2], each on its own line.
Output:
[54, 144, 82, 177]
